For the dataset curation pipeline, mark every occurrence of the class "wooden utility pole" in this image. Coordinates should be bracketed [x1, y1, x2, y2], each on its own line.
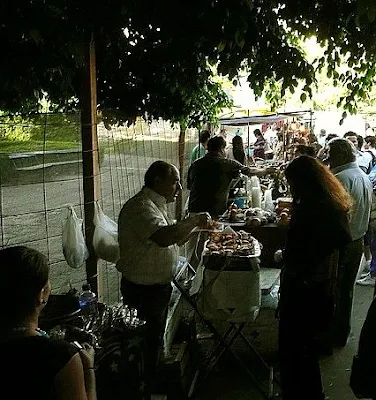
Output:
[81, 39, 100, 294]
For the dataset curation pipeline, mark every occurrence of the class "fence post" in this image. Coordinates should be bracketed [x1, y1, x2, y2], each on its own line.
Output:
[81, 38, 100, 294]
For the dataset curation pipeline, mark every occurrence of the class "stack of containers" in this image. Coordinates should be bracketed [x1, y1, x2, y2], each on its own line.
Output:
[250, 176, 262, 208]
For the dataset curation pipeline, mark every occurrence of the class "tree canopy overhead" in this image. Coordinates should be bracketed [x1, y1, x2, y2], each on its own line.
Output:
[1, 0, 376, 127]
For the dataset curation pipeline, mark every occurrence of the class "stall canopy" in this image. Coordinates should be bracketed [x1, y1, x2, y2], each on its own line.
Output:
[219, 110, 312, 126]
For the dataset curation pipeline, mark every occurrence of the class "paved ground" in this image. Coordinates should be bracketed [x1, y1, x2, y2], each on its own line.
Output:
[192, 281, 374, 400]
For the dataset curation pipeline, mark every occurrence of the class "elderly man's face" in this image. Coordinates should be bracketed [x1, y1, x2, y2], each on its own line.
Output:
[158, 166, 182, 203]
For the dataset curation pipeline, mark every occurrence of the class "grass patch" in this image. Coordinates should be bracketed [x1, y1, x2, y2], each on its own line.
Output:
[0, 113, 81, 143]
[98, 137, 183, 156]
[0, 140, 79, 154]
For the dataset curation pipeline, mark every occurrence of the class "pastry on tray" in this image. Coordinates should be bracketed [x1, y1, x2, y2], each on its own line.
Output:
[204, 230, 257, 256]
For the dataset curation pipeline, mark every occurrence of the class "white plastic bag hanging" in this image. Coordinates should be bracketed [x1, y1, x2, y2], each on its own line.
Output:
[62, 205, 89, 269]
[93, 201, 120, 264]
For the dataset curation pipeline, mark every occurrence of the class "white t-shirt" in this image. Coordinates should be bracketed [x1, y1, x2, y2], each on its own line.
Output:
[366, 148, 376, 158]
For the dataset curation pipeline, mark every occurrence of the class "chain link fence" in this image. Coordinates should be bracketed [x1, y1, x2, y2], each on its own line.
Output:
[0, 113, 198, 304]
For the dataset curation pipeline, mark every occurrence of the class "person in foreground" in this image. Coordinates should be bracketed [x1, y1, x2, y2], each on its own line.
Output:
[278, 156, 352, 400]
[117, 160, 213, 396]
[0, 245, 96, 400]
[350, 293, 376, 399]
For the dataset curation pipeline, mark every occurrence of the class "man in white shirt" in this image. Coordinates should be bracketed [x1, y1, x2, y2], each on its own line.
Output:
[117, 160, 211, 395]
[328, 138, 373, 346]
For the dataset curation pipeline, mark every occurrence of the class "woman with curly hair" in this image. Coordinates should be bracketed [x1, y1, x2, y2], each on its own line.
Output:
[278, 155, 352, 400]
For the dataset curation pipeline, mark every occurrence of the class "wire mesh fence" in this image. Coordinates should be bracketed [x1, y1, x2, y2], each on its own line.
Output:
[0, 113, 198, 304]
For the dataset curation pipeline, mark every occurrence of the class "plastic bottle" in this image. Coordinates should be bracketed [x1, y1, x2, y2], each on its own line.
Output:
[252, 186, 262, 208]
[264, 189, 275, 212]
[79, 283, 98, 317]
[250, 176, 261, 189]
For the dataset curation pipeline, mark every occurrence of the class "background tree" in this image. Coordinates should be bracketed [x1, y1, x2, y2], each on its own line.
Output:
[279, 0, 376, 117]
[4, 0, 376, 126]
[4, 0, 376, 292]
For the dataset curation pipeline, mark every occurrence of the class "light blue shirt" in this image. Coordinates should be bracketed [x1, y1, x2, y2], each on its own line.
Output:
[332, 161, 373, 240]
[356, 150, 373, 173]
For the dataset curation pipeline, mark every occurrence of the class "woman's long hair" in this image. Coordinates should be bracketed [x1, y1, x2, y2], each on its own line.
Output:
[232, 135, 246, 164]
[285, 155, 352, 214]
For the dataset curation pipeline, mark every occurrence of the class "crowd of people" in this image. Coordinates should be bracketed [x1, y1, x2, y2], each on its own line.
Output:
[186, 126, 376, 399]
[3, 123, 376, 399]
[266, 127, 375, 399]
[289, 130, 376, 288]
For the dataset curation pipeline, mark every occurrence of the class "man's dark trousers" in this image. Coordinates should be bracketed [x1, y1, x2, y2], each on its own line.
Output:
[121, 277, 172, 394]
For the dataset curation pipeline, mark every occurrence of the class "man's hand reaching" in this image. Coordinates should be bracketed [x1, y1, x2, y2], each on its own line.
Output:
[191, 212, 213, 230]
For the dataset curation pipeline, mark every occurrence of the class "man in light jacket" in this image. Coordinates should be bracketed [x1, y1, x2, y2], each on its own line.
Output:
[328, 137, 373, 346]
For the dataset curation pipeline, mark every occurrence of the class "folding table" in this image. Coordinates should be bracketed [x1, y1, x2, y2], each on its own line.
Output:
[173, 240, 276, 399]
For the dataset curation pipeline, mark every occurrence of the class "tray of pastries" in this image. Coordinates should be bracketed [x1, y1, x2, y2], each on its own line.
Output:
[203, 230, 261, 258]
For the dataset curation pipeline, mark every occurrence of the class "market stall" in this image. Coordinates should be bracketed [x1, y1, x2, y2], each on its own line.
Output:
[218, 168, 292, 268]
[219, 109, 313, 163]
